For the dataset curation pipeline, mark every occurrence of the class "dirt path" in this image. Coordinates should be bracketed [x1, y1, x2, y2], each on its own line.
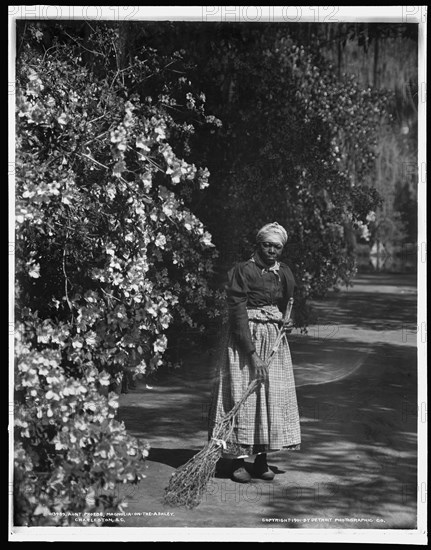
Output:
[118, 273, 418, 529]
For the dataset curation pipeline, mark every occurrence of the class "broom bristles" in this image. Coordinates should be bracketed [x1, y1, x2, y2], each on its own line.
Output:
[163, 440, 222, 508]
[163, 379, 260, 508]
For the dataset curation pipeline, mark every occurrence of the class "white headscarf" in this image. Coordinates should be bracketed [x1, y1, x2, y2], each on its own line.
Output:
[256, 222, 288, 246]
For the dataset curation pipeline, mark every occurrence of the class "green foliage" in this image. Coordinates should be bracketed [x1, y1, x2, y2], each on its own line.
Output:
[14, 22, 222, 524]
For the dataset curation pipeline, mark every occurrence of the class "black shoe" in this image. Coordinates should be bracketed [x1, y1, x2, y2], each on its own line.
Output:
[231, 459, 251, 483]
[253, 453, 275, 480]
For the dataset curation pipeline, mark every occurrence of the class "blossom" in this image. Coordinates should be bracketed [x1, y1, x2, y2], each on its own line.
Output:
[45, 390, 60, 401]
[28, 262, 41, 278]
[155, 234, 167, 249]
[99, 371, 111, 386]
[200, 231, 215, 248]
[153, 334, 167, 353]
[366, 210, 376, 223]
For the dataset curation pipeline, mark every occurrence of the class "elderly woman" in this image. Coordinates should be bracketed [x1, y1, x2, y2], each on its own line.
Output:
[208, 222, 301, 483]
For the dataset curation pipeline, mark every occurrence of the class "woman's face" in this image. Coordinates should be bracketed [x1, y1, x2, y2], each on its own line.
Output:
[257, 241, 283, 265]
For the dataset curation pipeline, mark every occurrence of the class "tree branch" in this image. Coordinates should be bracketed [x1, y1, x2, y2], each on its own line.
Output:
[63, 30, 104, 57]
[80, 152, 110, 170]
[62, 246, 74, 316]
[83, 128, 110, 145]
[101, 287, 122, 303]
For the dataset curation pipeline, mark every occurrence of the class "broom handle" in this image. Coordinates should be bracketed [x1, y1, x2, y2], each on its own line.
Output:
[266, 297, 294, 363]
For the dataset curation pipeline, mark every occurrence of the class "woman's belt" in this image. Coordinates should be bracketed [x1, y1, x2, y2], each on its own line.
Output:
[246, 305, 282, 324]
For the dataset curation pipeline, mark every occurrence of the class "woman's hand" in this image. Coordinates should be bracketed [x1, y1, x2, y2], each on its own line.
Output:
[250, 351, 269, 380]
[280, 318, 294, 333]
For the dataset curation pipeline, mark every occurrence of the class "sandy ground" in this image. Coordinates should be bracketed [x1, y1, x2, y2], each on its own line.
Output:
[117, 272, 419, 530]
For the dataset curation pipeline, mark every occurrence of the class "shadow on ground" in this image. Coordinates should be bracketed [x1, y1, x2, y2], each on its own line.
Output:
[309, 273, 417, 333]
[148, 448, 199, 469]
[118, 273, 418, 529]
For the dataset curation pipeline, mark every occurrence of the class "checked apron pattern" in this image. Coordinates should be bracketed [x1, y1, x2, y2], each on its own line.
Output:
[208, 306, 301, 458]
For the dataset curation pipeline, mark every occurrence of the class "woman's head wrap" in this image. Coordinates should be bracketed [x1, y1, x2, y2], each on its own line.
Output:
[256, 222, 288, 246]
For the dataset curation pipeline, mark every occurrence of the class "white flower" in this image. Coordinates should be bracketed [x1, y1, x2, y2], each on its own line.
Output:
[57, 113, 68, 126]
[99, 371, 111, 386]
[136, 135, 151, 151]
[366, 210, 376, 223]
[200, 231, 215, 247]
[15, 418, 29, 428]
[85, 490, 96, 506]
[153, 335, 167, 353]
[33, 504, 51, 516]
[155, 234, 167, 249]
[46, 390, 60, 401]
[154, 123, 166, 141]
[85, 332, 97, 345]
[108, 395, 119, 409]
[28, 263, 41, 278]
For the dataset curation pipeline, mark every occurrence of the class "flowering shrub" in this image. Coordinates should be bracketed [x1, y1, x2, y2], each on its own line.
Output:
[14, 23, 222, 524]
[16, 30, 221, 371]
[14, 328, 150, 526]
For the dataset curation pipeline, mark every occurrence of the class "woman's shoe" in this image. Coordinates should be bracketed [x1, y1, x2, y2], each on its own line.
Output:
[253, 453, 275, 480]
[231, 459, 251, 483]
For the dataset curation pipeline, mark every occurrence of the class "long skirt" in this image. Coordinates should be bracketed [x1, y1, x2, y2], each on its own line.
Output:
[208, 306, 301, 458]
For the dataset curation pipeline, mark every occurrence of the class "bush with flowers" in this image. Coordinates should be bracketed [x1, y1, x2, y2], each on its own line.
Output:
[14, 331, 151, 525]
[14, 22, 223, 525]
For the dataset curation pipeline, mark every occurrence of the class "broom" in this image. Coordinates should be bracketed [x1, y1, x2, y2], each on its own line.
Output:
[163, 297, 294, 509]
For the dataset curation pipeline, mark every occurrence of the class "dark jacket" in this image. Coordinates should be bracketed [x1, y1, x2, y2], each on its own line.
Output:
[226, 256, 296, 355]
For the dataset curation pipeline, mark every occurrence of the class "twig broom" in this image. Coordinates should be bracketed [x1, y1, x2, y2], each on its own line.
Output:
[163, 298, 294, 509]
